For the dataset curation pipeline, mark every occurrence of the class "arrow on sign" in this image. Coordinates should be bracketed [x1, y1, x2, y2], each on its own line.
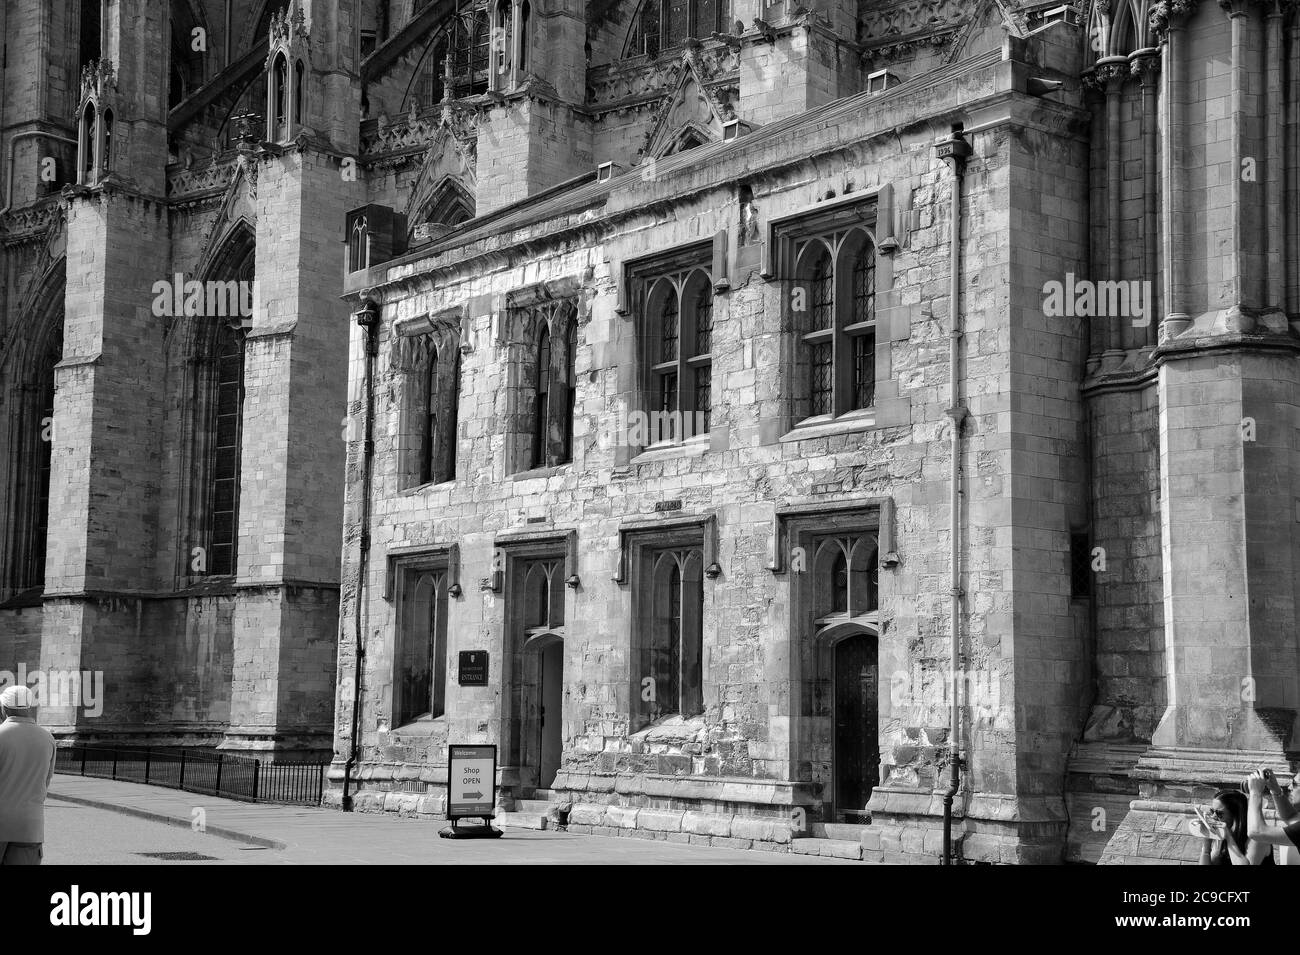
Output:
[464, 791, 483, 799]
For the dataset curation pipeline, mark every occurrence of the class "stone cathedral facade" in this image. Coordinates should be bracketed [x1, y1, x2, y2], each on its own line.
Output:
[1, 0, 1296, 863]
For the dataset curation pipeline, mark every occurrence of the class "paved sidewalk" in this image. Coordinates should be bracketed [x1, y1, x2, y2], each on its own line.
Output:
[48, 775, 848, 865]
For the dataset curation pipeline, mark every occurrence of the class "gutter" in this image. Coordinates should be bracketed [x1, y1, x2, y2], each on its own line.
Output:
[341, 299, 380, 811]
[935, 126, 971, 865]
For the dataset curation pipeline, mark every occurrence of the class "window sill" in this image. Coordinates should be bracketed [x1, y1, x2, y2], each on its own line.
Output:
[629, 435, 710, 465]
[779, 410, 876, 443]
[629, 713, 707, 745]
[511, 463, 571, 482]
[390, 714, 447, 737]
[399, 479, 455, 497]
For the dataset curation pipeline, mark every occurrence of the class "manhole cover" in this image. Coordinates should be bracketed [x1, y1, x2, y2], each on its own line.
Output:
[135, 851, 218, 861]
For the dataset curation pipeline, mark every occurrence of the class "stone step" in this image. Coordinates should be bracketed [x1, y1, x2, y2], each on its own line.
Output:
[515, 799, 553, 814]
[789, 838, 865, 861]
[494, 811, 548, 830]
[809, 823, 870, 842]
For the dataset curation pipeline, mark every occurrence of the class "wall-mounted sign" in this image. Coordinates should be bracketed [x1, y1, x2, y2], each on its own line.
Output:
[458, 650, 489, 686]
[447, 744, 496, 820]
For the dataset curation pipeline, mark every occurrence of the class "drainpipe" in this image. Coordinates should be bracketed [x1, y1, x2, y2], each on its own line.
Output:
[342, 297, 380, 811]
[1, 131, 78, 218]
[935, 126, 971, 865]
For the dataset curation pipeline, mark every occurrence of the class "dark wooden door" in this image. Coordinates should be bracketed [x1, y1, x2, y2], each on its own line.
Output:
[834, 632, 879, 821]
[539, 641, 563, 789]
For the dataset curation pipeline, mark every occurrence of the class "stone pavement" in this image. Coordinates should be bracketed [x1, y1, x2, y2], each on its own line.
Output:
[47, 775, 851, 865]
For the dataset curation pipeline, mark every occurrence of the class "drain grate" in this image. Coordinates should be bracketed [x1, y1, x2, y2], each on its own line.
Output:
[135, 851, 219, 861]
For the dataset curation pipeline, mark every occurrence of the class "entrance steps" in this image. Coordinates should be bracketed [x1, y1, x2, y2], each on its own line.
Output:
[790, 823, 871, 861]
[495, 790, 559, 831]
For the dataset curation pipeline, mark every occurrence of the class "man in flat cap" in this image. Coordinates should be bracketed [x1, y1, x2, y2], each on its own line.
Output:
[0, 685, 56, 865]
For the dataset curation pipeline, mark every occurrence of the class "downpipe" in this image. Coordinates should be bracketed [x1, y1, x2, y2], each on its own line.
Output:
[936, 127, 971, 865]
[342, 299, 380, 811]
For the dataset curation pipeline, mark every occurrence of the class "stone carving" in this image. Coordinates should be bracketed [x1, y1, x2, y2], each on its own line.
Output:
[1148, 0, 1198, 35]
[269, 1, 308, 46]
[362, 109, 480, 162]
[167, 158, 238, 199]
[586, 41, 740, 111]
[859, 0, 967, 43]
[0, 201, 61, 242]
[79, 58, 116, 103]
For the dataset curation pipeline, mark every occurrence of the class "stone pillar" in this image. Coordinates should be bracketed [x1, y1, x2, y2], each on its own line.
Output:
[1098, 56, 1127, 368]
[1159, 18, 1191, 342]
[221, 0, 362, 758]
[39, 0, 172, 734]
[1134, 50, 1161, 349]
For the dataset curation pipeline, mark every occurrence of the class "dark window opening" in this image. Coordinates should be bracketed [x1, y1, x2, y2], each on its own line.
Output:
[398, 570, 448, 725]
[1071, 532, 1093, 599]
[208, 325, 245, 577]
[627, 0, 728, 58]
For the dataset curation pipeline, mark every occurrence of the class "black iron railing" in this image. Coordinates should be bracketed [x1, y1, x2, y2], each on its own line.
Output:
[55, 744, 327, 806]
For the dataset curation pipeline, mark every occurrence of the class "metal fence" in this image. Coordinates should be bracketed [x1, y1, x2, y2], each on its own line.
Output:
[56, 744, 327, 806]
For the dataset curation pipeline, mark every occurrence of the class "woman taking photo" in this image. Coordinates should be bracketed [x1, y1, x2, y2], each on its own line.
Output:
[1194, 789, 1275, 865]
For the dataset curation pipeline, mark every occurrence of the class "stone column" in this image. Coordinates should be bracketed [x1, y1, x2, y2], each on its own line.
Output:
[1098, 56, 1128, 368]
[1133, 51, 1162, 349]
[1159, 17, 1191, 341]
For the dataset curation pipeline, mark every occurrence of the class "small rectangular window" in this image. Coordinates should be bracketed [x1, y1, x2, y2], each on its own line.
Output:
[1070, 532, 1092, 599]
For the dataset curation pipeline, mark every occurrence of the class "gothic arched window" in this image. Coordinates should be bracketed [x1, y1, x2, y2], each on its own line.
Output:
[793, 230, 876, 421]
[625, 0, 730, 58]
[6, 300, 64, 596]
[513, 299, 576, 472]
[532, 326, 551, 469]
[634, 253, 715, 448]
[208, 322, 245, 576]
[398, 570, 448, 725]
[643, 547, 704, 724]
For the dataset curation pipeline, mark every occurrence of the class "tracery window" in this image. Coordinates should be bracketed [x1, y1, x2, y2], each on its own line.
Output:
[511, 299, 577, 472]
[641, 546, 704, 725]
[397, 568, 449, 725]
[789, 229, 877, 422]
[630, 246, 715, 447]
[625, 0, 730, 57]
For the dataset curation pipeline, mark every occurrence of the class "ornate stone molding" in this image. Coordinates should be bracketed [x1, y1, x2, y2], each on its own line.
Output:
[0, 201, 62, 244]
[269, 1, 308, 47]
[586, 43, 740, 112]
[1095, 56, 1130, 90]
[859, 0, 966, 45]
[1149, 0, 1200, 37]
[78, 58, 116, 104]
[1130, 49, 1163, 83]
[361, 108, 479, 163]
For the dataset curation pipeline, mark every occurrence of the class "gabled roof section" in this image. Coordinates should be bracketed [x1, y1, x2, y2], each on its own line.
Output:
[943, 0, 1028, 65]
[641, 53, 731, 161]
[377, 46, 1008, 281]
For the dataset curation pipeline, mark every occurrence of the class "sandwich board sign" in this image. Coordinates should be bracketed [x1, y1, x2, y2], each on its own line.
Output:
[447, 744, 496, 820]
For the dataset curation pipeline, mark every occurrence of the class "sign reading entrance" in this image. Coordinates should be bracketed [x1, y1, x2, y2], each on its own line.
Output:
[458, 650, 489, 686]
[447, 744, 496, 819]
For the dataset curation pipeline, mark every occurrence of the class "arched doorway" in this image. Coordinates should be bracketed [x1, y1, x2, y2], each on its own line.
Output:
[510, 555, 567, 793]
[808, 533, 880, 823]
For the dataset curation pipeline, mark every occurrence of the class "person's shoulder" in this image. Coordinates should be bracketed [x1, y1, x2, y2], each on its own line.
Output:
[1283, 818, 1300, 850]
